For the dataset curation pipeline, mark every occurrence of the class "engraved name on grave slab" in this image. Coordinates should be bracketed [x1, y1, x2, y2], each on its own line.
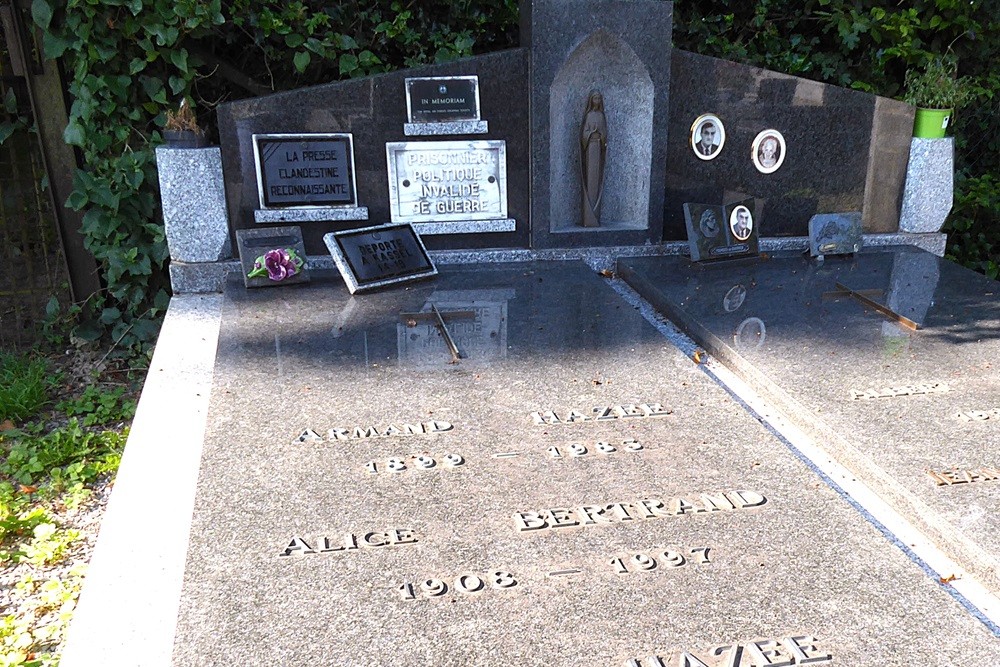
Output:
[386, 140, 507, 223]
[926, 467, 1000, 486]
[626, 635, 832, 667]
[294, 419, 453, 444]
[514, 490, 767, 532]
[530, 403, 671, 425]
[954, 408, 1000, 421]
[254, 133, 357, 208]
[280, 529, 419, 556]
[848, 382, 949, 400]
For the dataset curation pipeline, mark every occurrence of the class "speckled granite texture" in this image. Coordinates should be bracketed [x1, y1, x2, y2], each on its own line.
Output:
[403, 120, 489, 136]
[620, 248, 1000, 594]
[168, 233, 946, 294]
[171, 261, 999, 666]
[899, 137, 954, 233]
[157, 147, 231, 262]
[254, 206, 369, 224]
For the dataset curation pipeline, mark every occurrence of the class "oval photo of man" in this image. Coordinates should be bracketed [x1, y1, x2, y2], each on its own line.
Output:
[729, 205, 753, 242]
[690, 113, 725, 161]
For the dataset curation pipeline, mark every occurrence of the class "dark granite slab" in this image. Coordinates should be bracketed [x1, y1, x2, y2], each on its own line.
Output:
[217, 49, 529, 255]
[172, 261, 999, 665]
[619, 248, 1000, 593]
[663, 50, 913, 241]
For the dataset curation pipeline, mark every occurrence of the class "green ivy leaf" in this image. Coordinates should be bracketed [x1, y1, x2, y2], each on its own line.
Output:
[42, 30, 73, 59]
[129, 58, 146, 75]
[63, 121, 85, 147]
[339, 53, 358, 76]
[285, 34, 305, 48]
[31, 0, 53, 30]
[293, 51, 310, 73]
[169, 49, 189, 73]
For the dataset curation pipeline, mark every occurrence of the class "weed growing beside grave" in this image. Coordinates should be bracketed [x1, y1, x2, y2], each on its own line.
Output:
[0, 350, 133, 667]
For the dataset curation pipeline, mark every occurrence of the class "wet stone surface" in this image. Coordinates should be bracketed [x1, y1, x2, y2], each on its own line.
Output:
[172, 260, 1000, 666]
[619, 247, 1000, 595]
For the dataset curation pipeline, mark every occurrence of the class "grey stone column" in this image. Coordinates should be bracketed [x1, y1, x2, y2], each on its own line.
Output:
[156, 146, 231, 264]
[898, 137, 954, 233]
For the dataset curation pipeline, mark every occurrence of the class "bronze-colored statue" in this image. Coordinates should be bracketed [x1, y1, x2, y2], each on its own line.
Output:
[580, 90, 607, 228]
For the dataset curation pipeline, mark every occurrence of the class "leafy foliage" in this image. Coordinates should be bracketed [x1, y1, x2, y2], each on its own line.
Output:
[57, 385, 137, 427]
[0, 353, 54, 424]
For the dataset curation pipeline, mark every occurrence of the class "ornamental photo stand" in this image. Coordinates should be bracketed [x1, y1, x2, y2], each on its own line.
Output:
[235, 226, 309, 289]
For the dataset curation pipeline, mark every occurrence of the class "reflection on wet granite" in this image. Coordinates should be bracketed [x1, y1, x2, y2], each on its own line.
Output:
[220, 261, 657, 377]
[618, 247, 1000, 592]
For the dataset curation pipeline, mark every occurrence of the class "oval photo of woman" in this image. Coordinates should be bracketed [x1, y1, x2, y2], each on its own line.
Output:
[751, 129, 786, 174]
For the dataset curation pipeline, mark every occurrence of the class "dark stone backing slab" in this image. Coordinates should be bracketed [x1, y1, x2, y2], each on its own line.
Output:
[216, 49, 529, 256]
[619, 248, 1000, 592]
[172, 262, 999, 665]
[663, 50, 913, 241]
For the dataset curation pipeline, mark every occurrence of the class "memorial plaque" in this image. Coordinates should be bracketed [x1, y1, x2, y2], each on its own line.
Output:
[808, 212, 862, 258]
[254, 133, 357, 208]
[324, 222, 436, 294]
[618, 247, 1000, 594]
[170, 262, 1000, 666]
[405, 76, 481, 123]
[235, 226, 309, 289]
[386, 140, 507, 223]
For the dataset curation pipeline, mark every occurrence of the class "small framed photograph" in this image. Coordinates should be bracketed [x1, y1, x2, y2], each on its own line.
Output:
[690, 113, 725, 160]
[729, 205, 754, 242]
[751, 129, 786, 174]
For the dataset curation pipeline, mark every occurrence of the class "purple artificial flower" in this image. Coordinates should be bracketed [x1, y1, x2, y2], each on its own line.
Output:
[264, 249, 298, 281]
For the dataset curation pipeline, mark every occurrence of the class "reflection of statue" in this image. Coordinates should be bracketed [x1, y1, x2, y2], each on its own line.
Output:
[580, 90, 607, 228]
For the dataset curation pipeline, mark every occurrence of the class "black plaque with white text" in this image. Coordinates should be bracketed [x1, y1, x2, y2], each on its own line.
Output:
[405, 76, 480, 123]
[325, 223, 437, 293]
[254, 134, 357, 208]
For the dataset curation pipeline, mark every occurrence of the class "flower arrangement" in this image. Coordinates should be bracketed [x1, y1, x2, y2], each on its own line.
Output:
[247, 248, 305, 281]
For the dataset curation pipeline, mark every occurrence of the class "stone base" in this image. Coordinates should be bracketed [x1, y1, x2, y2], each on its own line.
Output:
[403, 120, 488, 136]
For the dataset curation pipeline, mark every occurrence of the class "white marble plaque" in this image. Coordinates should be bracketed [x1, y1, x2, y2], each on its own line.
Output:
[386, 140, 507, 224]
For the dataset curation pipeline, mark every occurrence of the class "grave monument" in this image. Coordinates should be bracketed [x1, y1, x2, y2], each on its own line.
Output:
[66, 0, 1000, 665]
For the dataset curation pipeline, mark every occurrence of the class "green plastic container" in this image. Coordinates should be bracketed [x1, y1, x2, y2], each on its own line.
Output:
[913, 108, 952, 138]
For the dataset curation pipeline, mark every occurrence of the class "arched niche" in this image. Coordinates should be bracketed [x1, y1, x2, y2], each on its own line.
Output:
[549, 29, 654, 232]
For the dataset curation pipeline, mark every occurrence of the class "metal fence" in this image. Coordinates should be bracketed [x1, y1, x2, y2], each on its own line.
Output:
[0, 17, 69, 350]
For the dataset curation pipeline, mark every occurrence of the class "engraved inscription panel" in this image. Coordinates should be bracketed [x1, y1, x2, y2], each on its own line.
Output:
[386, 140, 507, 223]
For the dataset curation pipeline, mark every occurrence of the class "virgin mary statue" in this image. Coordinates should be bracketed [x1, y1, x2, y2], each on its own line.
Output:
[580, 90, 607, 228]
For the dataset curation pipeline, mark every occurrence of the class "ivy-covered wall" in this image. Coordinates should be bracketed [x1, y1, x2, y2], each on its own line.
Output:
[29, 0, 1000, 352]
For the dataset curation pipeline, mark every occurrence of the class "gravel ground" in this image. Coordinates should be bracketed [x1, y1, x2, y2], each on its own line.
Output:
[0, 479, 113, 660]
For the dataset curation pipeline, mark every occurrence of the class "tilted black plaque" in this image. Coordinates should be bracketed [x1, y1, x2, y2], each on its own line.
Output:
[405, 76, 480, 123]
[254, 133, 357, 208]
[324, 223, 437, 294]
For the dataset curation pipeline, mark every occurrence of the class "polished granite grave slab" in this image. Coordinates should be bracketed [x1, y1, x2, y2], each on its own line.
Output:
[619, 248, 1000, 594]
[172, 261, 1000, 666]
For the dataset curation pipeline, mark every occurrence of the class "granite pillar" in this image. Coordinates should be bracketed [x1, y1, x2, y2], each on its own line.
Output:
[898, 137, 954, 233]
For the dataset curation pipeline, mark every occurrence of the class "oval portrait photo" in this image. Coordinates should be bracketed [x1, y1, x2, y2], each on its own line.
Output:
[690, 113, 725, 160]
[751, 129, 786, 173]
[729, 205, 753, 242]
